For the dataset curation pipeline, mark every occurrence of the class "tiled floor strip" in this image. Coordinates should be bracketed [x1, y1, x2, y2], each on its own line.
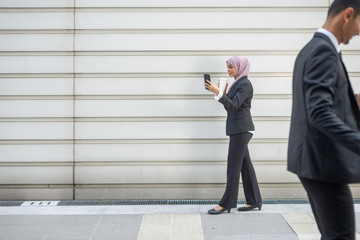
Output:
[282, 213, 360, 240]
[282, 213, 320, 240]
[137, 214, 203, 240]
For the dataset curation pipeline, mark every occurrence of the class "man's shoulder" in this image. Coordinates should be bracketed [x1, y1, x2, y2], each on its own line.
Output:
[303, 33, 335, 52]
[297, 34, 336, 61]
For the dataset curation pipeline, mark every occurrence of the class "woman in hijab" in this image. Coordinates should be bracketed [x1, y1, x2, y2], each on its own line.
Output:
[205, 56, 262, 214]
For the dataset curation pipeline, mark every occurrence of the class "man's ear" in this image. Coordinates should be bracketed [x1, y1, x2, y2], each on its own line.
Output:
[344, 7, 355, 22]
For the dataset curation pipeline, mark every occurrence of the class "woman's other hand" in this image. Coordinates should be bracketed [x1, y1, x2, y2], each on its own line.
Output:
[205, 80, 220, 95]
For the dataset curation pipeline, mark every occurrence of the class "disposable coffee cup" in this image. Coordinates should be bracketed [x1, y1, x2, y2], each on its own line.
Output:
[219, 78, 228, 93]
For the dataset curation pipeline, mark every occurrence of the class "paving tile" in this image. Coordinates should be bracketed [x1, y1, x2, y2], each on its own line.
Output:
[204, 235, 251, 240]
[172, 214, 203, 240]
[201, 214, 244, 228]
[172, 234, 204, 240]
[141, 214, 172, 226]
[46, 224, 97, 238]
[202, 222, 249, 236]
[99, 214, 142, 225]
[0, 215, 62, 226]
[201, 213, 294, 237]
[250, 234, 299, 240]
[172, 224, 203, 239]
[282, 213, 316, 224]
[138, 214, 204, 240]
[172, 222, 202, 234]
[297, 234, 321, 240]
[59, 215, 102, 226]
[172, 214, 201, 225]
[2, 238, 48, 240]
[240, 213, 287, 225]
[43, 237, 89, 240]
[137, 224, 172, 239]
[0, 225, 50, 239]
[137, 238, 169, 240]
[288, 223, 319, 235]
[246, 223, 295, 235]
[91, 223, 139, 240]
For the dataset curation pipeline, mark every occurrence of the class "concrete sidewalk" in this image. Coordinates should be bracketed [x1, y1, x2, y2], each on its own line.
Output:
[1, 202, 360, 240]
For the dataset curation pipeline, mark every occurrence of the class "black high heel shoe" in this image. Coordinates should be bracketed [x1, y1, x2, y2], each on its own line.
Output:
[237, 202, 262, 211]
[208, 207, 231, 215]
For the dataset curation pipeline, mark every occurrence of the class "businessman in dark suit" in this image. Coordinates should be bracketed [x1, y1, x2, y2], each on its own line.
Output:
[288, 0, 360, 239]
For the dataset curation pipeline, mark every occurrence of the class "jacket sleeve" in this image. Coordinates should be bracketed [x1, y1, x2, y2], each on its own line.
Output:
[218, 81, 251, 112]
[304, 44, 360, 155]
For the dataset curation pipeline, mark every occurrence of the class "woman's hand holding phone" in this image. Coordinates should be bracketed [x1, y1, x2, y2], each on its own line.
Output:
[204, 74, 222, 95]
[205, 80, 220, 95]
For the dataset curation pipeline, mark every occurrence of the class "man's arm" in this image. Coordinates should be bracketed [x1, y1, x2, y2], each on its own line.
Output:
[305, 44, 360, 155]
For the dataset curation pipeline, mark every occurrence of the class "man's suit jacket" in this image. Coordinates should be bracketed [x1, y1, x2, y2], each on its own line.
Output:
[288, 32, 360, 183]
[219, 76, 255, 136]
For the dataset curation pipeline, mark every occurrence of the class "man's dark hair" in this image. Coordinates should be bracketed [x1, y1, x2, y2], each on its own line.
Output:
[328, 0, 360, 17]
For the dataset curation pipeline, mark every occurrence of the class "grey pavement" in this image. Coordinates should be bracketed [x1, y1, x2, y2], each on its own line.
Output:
[1, 202, 360, 240]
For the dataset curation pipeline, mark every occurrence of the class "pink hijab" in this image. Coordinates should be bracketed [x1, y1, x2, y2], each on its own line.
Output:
[226, 56, 250, 92]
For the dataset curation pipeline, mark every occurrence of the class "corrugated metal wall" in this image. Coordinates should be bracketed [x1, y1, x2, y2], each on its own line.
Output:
[1, 0, 360, 200]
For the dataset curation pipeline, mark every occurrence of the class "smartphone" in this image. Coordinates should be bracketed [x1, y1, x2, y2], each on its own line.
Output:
[204, 74, 211, 89]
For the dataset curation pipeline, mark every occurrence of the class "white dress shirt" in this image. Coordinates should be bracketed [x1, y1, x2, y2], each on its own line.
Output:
[317, 28, 341, 53]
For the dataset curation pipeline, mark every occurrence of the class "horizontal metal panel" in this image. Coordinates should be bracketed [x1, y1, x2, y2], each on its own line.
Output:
[0, 34, 73, 51]
[0, 55, 360, 76]
[74, 74, 360, 97]
[350, 77, 360, 93]
[253, 77, 292, 95]
[0, 78, 73, 96]
[251, 142, 288, 161]
[341, 37, 360, 51]
[75, 55, 296, 73]
[0, 144, 73, 162]
[75, 164, 297, 184]
[342, 55, 360, 73]
[0, 188, 73, 200]
[76, 55, 360, 74]
[76, 33, 360, 52]
[1, 55, 355, 76]
[75, 165, 225, 184]
[75, 99, 291, 117]
[3, 54, 358, 75]
[0, 166, 72, 184]
[75, 33, 360, 51]
[76, 0, 329, 8]
[0, 100, 73, 117]
[75, 121, 290, 139]
[75, 33, 313, 51]
[0, 12, 74, 30]
[75, 142, 287, 162]
[76, 11, 326, 30]
[0, 0, 74, 8]
[0, 122, 73, 139]
[75, 77, 292, 95]
[0, 56, 74, 74]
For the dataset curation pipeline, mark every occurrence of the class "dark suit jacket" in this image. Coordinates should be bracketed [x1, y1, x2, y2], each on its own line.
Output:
[288, 32, 360, 183]
[219, 76, 255, 136]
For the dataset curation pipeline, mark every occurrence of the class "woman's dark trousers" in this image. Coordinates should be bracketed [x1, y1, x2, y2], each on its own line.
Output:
[219, 132, 262, 208]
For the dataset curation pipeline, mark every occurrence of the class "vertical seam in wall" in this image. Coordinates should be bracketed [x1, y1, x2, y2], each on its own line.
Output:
[72, 0, 76, 200]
